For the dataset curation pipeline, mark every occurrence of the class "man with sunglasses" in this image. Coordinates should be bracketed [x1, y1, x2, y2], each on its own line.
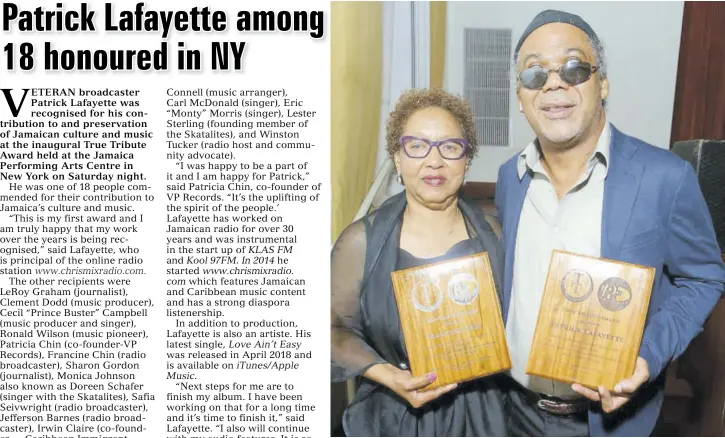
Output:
[494, 9, 725, 437]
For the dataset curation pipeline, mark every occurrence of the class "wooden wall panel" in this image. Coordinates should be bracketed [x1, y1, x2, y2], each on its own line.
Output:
[664, 2, 725, 435]
[670, 2, 725, 144]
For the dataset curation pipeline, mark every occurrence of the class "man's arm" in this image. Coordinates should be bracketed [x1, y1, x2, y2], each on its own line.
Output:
[639, 161, 725, 381]
[574, 161, 725, 410]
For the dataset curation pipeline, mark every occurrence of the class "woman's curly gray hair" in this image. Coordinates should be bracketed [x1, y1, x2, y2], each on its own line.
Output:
[385, 88, 478, 160]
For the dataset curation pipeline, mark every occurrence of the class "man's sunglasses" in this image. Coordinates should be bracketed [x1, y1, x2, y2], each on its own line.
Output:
[519, 59, 599, 90]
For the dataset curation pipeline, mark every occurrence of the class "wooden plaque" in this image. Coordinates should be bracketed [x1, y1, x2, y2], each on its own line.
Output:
[391, 252, 511, 390]
[526, 250, 655, 391]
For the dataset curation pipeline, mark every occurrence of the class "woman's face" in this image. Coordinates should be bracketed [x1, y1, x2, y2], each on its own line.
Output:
[394, 107, 468, 209]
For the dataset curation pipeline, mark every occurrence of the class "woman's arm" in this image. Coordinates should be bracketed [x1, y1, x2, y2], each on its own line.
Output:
[331, 220, 385, 381]
[331, 221, 457, 407]
[364, 363, 457, 408]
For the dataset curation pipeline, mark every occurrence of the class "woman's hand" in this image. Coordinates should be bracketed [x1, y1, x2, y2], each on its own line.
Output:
[364, 363, 458, 408]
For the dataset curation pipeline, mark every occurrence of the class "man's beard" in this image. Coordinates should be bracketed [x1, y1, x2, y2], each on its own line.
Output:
[538, 118, 583, 148]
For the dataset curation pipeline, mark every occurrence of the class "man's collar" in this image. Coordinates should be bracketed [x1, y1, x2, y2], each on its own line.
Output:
[517, 140, 542, 179]
[517, 118, 611, 180]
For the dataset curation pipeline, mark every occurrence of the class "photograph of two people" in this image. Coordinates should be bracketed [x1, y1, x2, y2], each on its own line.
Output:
[330, 2, 725, 437]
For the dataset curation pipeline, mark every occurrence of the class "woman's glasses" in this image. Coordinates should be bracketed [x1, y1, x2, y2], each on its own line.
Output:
[519, 59, 598, 90]
[399, 136, 468, 160]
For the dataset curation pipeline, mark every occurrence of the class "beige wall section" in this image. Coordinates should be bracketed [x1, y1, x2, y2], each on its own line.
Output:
[430, 1, 447, 89]
[330, 2, 383, 242]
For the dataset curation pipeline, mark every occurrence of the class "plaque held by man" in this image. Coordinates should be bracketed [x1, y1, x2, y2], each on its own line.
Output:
[391, 252, 511, 390]
[527, 250, 655, 390]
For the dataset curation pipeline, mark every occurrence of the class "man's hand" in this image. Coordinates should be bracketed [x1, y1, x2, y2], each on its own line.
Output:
[571, 357, 649, 413]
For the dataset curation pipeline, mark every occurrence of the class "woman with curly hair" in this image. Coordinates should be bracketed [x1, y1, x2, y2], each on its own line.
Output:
[331, 88, 507, 436]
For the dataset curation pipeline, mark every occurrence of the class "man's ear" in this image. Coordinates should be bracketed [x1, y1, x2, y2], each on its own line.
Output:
[515, 80, 524, 112]
[600, 77, 609, 101]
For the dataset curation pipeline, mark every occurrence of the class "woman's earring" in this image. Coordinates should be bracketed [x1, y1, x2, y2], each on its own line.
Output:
[396, 173, 403, 185]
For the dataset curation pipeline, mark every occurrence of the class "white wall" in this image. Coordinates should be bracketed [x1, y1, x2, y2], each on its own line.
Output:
[444, 1, 685, 182]
[375, 2, 432, 203]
